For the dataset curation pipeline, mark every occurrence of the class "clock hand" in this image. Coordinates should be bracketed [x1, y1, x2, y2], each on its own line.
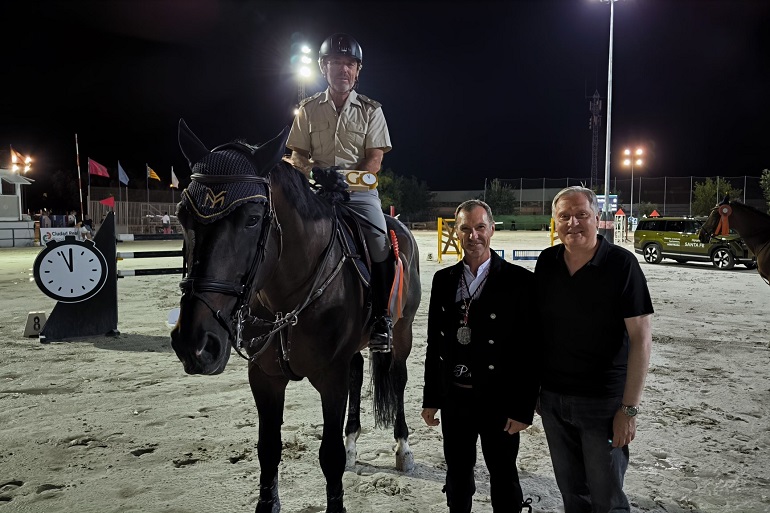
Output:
[59, 248, 74, 272]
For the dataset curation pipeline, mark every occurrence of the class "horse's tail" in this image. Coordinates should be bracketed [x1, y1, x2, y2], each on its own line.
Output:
[370, 352, 398, 428]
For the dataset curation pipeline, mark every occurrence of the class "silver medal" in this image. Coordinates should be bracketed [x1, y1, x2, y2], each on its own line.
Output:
[457, 326, 471, 345]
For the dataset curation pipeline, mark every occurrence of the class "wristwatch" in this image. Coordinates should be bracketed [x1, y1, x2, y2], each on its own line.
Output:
[620, 404, 639, 417]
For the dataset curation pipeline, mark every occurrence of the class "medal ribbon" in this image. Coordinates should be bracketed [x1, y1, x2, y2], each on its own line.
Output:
[460, 269, 489, 328]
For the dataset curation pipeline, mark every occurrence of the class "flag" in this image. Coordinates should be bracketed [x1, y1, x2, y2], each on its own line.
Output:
[170, 168, 179, 189]
[100, 196, 115, 208]
[10, 146, 26, 164]
[88, 158, 110, 178]
[118, 161, 129, 185]
[147, 165, 160, 181]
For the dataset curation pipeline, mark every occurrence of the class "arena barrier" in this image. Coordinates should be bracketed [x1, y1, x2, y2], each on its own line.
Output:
[117, 233, 183, 242]
[116, 250, 184, 278]
[511, 250, 541, 261]
[436, 217, 462, 263]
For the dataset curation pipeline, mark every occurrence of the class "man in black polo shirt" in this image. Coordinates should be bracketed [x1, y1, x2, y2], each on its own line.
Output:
[535, 186, 653, 513]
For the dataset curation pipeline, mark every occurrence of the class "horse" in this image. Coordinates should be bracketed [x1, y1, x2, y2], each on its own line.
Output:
[699, 197, 770, 284]
[170, 119, 421, 513]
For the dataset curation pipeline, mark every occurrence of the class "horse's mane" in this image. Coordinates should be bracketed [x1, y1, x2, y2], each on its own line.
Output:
[731, 199, 770, 219]
[270, 160, 332, 221]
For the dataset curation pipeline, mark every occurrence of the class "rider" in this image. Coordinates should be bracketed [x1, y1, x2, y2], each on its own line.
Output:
[286, 33, 394, 353]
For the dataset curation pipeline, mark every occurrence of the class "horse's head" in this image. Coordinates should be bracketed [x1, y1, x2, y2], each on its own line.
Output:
[170, 119, 288, 375]
[698, 195, 730, 244]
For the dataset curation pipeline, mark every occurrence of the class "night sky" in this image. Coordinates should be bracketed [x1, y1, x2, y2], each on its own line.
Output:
[2, 0, 769, 204]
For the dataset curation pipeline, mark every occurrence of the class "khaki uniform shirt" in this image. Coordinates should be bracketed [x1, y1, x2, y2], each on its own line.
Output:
[287, 88, 392, 170]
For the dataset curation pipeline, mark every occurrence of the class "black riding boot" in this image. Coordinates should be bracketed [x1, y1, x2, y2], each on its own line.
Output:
[369, 259, 394, 353]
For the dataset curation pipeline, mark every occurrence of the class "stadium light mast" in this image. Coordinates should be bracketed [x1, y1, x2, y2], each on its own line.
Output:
[623, 147, 643, 221]
[598, 0, 620, 242]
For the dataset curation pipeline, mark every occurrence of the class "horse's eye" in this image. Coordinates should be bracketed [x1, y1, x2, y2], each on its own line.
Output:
[246, 215, 262, 227]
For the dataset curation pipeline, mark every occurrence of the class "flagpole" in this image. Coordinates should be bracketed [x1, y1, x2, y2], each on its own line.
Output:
[87, 158, 91, 211]
[75, 134, 84, 220]
[117, 161, 122, 224]
[146, 163, 149, 205]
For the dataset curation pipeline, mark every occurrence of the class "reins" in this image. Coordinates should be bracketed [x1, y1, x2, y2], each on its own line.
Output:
[236, 209, 349, 362]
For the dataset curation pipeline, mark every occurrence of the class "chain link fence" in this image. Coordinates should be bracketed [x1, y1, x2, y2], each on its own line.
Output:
[493, 175, 764, 217]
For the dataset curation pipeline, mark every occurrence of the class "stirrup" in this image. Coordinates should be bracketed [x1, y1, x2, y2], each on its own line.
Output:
[369, 317, 392, 353]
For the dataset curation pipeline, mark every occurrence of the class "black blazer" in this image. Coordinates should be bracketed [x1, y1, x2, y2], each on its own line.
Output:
[422, 251, 540, 424]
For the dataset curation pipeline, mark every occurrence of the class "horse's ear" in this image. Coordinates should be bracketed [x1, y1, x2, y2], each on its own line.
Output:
[252, 127, 290, 174]
[178, 118, 209, 168]
[720, 195, 730, 205]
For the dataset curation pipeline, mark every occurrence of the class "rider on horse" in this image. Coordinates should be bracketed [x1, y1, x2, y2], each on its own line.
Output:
[286, 33, 394, 352]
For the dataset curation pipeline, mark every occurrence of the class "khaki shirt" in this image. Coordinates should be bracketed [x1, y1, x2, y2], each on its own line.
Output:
[287, 88, 392, 170]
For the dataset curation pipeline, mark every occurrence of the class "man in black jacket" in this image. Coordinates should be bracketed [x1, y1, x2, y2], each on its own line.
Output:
[421, 200, 539, 513]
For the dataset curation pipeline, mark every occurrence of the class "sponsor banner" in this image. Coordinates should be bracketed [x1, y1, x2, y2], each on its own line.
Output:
[40, 228, 80, 245]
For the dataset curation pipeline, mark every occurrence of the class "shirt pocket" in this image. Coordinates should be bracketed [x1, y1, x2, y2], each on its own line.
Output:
[309, 120, 332, 158]
[346, 121, 366, 149]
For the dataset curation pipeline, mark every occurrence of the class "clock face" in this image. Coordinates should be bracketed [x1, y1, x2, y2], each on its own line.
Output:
[34, 240, 108, 303]
[360, 172, 378, 186]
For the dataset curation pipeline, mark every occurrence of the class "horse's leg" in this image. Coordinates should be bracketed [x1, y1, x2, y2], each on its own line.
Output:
[344, 351, 363, 468]
[310, 367, 351, 513]
[249, 365, 289, 513]
[392, 318, 414, 472]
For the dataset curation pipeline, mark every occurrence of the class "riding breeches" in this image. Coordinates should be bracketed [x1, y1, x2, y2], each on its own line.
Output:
[347, 190, 389, 263]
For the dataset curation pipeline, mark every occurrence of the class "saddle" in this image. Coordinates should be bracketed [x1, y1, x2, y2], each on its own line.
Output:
[313, 167, 405, 320]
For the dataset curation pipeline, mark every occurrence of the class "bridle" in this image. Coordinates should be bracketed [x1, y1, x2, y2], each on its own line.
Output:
[179, 171, 278, 335]
[179, 146, 350, 364]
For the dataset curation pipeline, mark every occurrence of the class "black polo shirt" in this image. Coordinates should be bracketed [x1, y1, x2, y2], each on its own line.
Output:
[535, 235, 654, 397]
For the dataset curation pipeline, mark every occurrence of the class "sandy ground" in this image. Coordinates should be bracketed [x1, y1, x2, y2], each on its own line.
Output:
[0, 230, 768, 513]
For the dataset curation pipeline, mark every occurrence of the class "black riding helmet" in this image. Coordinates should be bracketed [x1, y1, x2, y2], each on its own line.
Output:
[318, 33, 363, 73]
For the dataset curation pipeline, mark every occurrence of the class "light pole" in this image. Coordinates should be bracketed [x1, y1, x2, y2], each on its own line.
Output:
[599, 0, 619, 242]
[623, 147, 643, 221]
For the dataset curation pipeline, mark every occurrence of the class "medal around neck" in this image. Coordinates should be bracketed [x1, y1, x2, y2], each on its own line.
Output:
[457, 326, 471, 345]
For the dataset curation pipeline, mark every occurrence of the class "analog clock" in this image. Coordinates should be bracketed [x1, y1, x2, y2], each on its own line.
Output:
[33, 235, 109, 303]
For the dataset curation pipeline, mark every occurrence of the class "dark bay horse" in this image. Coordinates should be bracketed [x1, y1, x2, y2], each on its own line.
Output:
[170, 120, 421, 513]
[699, 197, 770, 284]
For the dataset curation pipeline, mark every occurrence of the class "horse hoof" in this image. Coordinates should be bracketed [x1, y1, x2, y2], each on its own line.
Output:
[396, 450, 415, 473]
[255, 498, 281, 513]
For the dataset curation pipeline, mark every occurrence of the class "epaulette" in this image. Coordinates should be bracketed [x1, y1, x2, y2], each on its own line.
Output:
[356, 94, 382, 109]
[299, 91, 323, 107]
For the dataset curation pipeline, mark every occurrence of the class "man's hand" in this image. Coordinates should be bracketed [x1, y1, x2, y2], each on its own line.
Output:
[288, 150, 313, 178]
[504, 419, 530, 435]
[611, 410, 637, 448]
[421, 408, 440, 427]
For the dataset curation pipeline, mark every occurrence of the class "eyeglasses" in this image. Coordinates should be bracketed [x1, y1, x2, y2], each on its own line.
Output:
[556, 212, 594, 223]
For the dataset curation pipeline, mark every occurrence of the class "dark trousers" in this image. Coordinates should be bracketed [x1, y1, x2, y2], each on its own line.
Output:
[539, 390, 630, 513]
[441, 386, 524, 513]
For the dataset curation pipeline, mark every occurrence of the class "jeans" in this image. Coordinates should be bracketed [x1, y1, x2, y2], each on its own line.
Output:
[442, 386, 524, 513]
[539, 390, 629, 513]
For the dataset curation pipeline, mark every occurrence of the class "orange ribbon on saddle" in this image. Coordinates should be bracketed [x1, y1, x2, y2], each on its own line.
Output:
[713, 204, 732, 236]
[388, 229, 405, 320]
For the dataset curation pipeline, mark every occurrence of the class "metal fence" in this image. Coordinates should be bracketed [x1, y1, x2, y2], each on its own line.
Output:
[494, 175, 765, 217]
